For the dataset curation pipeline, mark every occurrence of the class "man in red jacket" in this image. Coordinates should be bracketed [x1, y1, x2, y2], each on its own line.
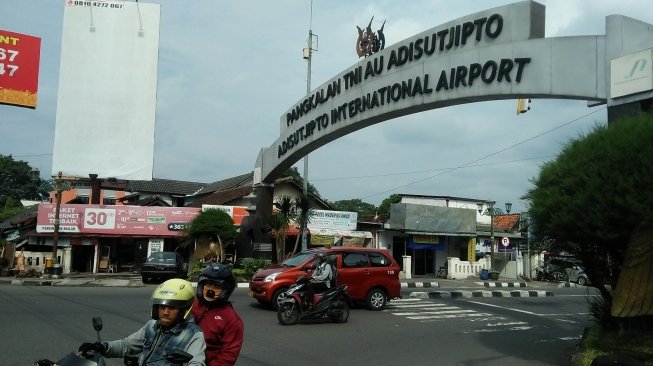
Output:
[193, 263, 244, 366]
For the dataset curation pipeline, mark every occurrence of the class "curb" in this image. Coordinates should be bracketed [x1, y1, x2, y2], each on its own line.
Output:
[409, 290, 554, 299]
[401, 282, 439, 288]
[482, 282, 528, 288]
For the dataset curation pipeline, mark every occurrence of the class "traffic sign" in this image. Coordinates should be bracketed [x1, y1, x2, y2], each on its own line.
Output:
[501, 237, 510, 246]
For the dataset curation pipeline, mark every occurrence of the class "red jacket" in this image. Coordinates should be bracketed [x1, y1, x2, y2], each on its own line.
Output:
[192, 297, 244, 366]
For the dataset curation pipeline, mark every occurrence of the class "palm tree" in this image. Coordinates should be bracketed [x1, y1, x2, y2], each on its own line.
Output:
[267, 195, 296, 263]
[291, 193, 314, 255]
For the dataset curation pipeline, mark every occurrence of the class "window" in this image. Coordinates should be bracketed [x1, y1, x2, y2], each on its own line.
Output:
[103, 198, 116, 205]
[342, 252, 369, 268]
[369, 252, 390, 267]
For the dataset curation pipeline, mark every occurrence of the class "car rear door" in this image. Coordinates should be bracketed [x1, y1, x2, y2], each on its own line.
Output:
[366, 251, 401, 298]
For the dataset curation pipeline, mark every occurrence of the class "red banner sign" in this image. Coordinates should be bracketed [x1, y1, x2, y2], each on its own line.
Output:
[36, 203, 201, 237]
[0, 29, 41, 108]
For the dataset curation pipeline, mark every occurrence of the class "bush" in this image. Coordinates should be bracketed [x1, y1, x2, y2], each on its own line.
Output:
[237, 257, 270, 278]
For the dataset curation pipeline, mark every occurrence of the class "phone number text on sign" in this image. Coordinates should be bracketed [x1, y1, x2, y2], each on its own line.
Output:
[84, 208, 117, 229]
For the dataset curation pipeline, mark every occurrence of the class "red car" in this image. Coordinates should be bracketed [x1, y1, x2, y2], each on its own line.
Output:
[249, 247, 401, 311]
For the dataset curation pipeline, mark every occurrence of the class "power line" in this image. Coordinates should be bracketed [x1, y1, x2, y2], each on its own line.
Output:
[359, 106, 607, 200]
[312, 155, 556, 182]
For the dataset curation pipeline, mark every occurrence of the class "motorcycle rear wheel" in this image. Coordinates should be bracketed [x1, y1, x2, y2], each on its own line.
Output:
[277, 301, 300, 325]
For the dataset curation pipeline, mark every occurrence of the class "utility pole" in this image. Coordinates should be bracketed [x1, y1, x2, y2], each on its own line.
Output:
[301, 0, 317, 251]
[50, 171, 63, 272]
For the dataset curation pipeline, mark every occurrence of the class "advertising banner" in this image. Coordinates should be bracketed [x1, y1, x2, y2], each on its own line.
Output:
[201, 205, 249, 225]
[36, 203, 200, 236]
[0, 29, 41, 108]
[52, 1, 160, 179]
[308, 210, 358, 231]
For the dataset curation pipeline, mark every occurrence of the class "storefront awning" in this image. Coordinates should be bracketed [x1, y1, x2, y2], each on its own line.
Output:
[16, 239, 28, 248]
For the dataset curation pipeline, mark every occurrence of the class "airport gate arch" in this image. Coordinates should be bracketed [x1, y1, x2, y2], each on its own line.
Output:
[241, 1, 653, 255]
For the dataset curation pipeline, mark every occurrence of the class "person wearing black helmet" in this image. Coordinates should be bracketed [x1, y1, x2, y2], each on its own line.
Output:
[193, 263, 244, 366]
[78, 278, 206, 365]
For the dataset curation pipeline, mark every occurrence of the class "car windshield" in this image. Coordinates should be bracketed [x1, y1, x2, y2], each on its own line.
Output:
[282, 251, 316, 267]
[147, 252, 176, 263]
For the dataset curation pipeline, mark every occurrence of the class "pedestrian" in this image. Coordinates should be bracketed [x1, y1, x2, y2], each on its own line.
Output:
[81, 278, 206, 365]
[193, 263, 244, 366]
[15, 248, 25, 276]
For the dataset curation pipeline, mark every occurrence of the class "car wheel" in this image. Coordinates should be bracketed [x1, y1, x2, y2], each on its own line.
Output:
[141, 276, 149, 284]
[366, 288, 387, 311]
[577, 276, 588, 286]
[271, 288, 288, 311]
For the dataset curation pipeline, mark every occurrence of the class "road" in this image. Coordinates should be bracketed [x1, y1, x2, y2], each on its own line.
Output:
[0, 284, 594, 365]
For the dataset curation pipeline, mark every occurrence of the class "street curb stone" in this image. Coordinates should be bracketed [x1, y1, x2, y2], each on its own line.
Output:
[409, 289, 554, 298]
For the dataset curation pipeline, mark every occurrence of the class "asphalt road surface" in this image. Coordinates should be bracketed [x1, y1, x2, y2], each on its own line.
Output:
[0, 284, 594, 365]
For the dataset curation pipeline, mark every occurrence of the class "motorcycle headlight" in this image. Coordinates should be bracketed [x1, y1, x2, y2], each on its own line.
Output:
[264, 272, 281, 282]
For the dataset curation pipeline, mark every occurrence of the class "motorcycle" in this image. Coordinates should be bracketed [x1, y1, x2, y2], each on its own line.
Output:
[35, 317, 192, 366]
[535, 264, 564, 282]
[277, 275, 350, 326]
[34, 317, 108, 366]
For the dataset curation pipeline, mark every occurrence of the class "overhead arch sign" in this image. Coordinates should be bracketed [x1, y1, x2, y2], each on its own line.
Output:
[254, 0, 653, 185]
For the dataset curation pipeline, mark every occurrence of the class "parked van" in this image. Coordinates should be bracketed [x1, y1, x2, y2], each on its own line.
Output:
[249, 247, 401, 311]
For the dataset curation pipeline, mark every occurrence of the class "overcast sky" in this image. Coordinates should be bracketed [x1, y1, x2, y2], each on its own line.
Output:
[2, 0, 652, 213]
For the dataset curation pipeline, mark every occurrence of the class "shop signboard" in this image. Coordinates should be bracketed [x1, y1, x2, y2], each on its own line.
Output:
[36, 203, 200, 236]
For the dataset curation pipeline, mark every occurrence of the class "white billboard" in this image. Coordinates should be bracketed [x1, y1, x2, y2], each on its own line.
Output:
[52, 1, 160, 180]
[308, 209, 358, 231]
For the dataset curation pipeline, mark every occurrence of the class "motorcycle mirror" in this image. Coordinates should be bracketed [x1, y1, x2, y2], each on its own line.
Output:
[164, 349, 192, 363]
[92, 317, 103, 332]
[92, 317, 103, 342]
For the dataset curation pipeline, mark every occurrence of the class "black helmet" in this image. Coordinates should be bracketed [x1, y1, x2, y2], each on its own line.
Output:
[315, 252, 327, 262]
[197, 263, 236, 304]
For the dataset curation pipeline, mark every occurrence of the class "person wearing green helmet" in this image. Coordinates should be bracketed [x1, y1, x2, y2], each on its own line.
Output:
[77, 278, 207, 366]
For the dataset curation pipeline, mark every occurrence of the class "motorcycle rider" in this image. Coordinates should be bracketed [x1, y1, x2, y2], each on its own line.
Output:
[304, 252, 333, 309]
[78, 278, 206, 365]
[193, 263, 244, 366]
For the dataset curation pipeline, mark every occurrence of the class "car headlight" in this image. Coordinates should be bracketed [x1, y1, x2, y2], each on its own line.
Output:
[264, 272, 281, 282]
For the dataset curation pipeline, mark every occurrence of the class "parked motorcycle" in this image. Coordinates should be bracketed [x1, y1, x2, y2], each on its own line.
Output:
[535, 264, 564, 282]
[277, 275, 350, 325]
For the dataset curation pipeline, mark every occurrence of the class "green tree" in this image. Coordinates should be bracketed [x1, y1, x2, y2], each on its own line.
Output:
[330, 198, 376, 216]
[267, 195, 296, 263]
[524, 114, 653, 306]
[185, 208, 238, 263]
[378, 194, 401, 215]
[0, 155, 41, 207]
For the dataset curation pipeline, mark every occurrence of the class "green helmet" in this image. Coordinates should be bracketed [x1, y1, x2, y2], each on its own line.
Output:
[151, 278, 195, 321]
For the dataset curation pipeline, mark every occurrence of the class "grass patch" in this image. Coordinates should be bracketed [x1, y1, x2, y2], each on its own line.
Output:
[579, 325, 653, 365]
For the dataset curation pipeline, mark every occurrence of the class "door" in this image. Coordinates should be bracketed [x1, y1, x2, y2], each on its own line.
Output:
[338, 251, 371, 300]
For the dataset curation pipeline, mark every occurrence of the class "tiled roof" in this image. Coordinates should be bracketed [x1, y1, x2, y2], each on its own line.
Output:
[194, 172, 253, 196]
[127, 178, 207, 195]
[187, 186, 253, 207]
[494, 214, 521, 231]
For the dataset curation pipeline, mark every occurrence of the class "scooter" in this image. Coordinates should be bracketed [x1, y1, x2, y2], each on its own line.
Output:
[34, 317, 108, 366]
[34, 317, 192, 366]
[277, 275, 350, 326]
[535, 264, 564, 282]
